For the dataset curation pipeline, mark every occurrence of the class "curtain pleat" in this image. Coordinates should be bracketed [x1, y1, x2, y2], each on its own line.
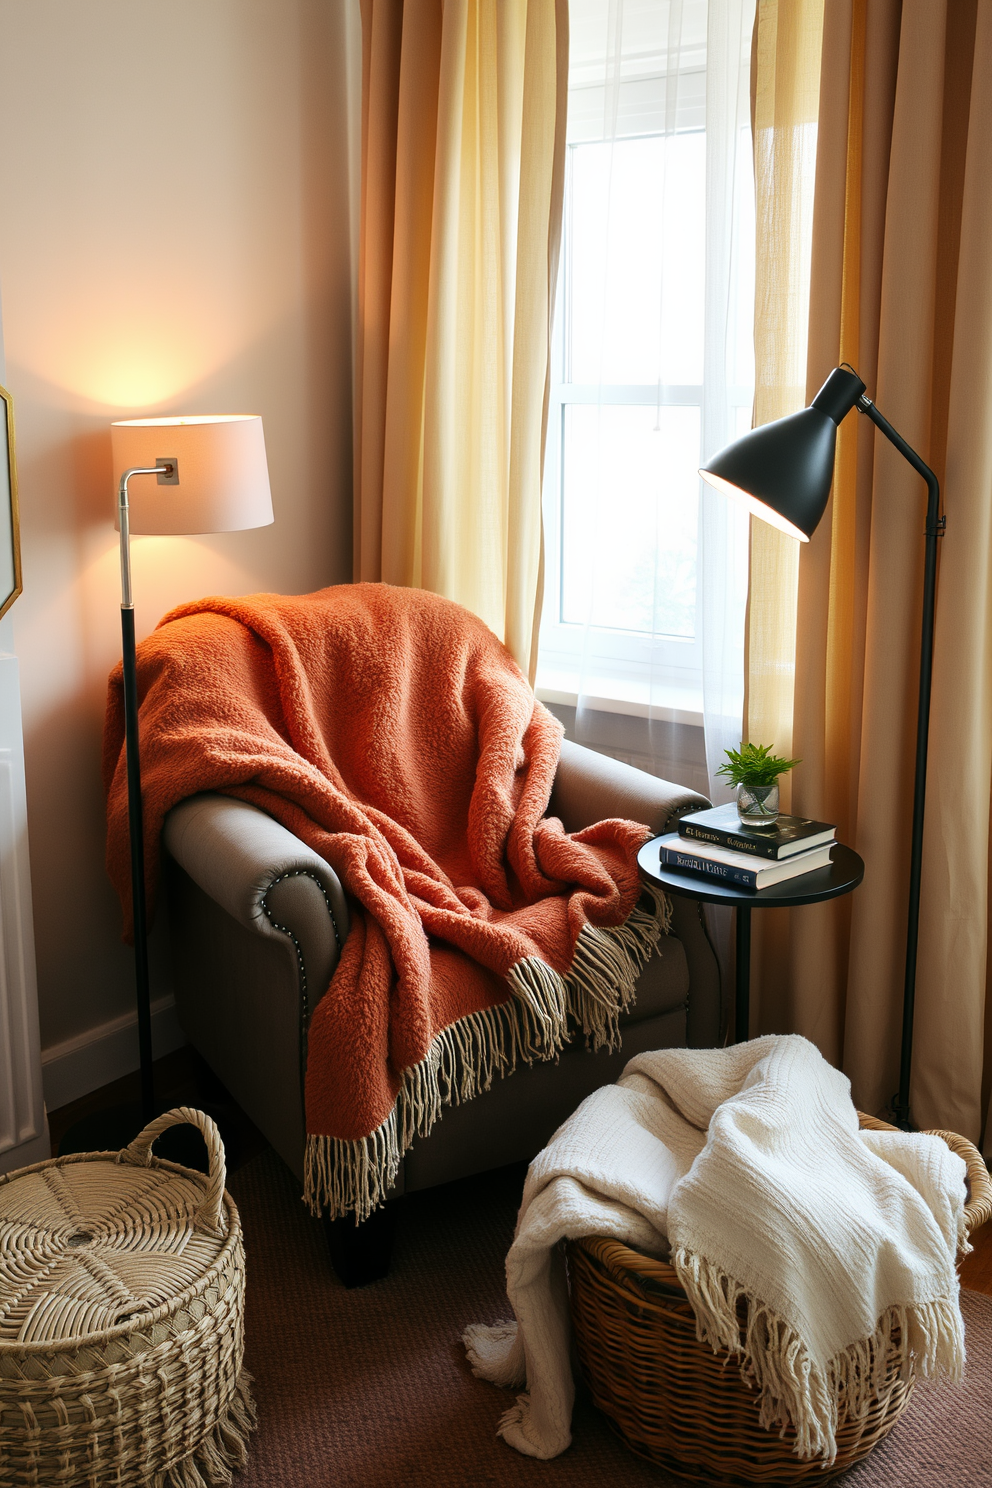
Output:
[744, 0, 823, 1038]
[355, 0, 568, 679]
[745, 0, 824, 787]
[912, 0, 992, 1141]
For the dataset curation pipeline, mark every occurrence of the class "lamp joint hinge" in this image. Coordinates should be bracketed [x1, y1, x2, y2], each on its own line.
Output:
[926, 516, 947, 538]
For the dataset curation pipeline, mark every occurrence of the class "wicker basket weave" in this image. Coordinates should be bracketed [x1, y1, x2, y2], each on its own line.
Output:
[0, 1107, 255, 1487]
[567, 1113, 992, 1487]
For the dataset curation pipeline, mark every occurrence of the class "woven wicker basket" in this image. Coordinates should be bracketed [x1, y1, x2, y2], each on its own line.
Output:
[0, 1106, 255, 1487]
[568, 1113, 992, 1487]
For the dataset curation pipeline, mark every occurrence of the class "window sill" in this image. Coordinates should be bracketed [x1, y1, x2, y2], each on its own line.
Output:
[535, 674, 703, 728]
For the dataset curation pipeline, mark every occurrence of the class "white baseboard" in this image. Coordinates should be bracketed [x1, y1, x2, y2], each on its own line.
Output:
[0, 1124, 51, 1175]
[41, 996, 187, 1113]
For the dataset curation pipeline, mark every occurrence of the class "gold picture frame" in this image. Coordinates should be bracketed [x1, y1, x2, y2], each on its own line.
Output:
[0, 384, 22, 620]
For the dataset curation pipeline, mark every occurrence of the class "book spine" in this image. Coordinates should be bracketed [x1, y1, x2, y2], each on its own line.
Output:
[679, 823, 777, 859]
[660, 845, 760, 889]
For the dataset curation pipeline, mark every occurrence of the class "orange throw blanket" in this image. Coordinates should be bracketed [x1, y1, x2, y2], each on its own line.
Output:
[104, 584, 667, 1219]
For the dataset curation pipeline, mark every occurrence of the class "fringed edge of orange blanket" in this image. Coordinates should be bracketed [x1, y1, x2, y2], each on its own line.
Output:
[305, 885, 672, 1221]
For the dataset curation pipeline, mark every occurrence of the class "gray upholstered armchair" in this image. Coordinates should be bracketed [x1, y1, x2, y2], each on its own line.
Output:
[163, 739, 723, 1281]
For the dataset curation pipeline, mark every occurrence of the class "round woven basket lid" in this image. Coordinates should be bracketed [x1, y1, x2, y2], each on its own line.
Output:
[0, 1109, 231, 1345]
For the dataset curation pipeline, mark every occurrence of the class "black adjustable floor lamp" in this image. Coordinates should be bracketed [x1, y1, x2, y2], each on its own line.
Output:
[58, 415, 272, 1157]
[699, 366, 942, 1129]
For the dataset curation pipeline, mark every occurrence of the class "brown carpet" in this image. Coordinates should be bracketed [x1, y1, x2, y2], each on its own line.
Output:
[228, 1150, 992, 1487]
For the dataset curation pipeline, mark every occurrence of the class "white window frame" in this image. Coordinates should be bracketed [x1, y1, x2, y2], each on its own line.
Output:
[538, 134, 708, 724]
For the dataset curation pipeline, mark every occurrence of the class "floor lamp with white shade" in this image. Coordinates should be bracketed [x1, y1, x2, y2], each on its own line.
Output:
[59, 415, 273, 1156]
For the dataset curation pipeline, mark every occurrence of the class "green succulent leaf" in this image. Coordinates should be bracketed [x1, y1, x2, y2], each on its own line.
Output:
[716, 742, 802, 788]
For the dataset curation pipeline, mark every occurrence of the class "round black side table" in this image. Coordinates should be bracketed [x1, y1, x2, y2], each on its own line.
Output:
[637, 839, 865, 1044]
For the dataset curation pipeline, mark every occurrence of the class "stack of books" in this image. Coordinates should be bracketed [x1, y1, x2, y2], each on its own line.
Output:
[656, 803, 837, 890]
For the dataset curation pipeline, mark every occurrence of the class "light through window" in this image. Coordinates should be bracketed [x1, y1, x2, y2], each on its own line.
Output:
[538, 0, 755, 722]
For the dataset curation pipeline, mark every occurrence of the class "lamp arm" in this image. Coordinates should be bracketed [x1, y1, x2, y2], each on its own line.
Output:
[855, 393, 942, 1128]
[118, 464, 172, 608]
[856, 396, 941, 528]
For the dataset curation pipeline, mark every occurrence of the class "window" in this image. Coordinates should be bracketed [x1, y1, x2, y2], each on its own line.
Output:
[537, 1, 754, 727]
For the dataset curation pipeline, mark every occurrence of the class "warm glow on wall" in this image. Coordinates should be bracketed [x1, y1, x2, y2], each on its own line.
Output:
[81, 358, 202, 413]
[9, 276, 294, 411]
[83, 534, 258, 633]
[19, 316, 235, 412]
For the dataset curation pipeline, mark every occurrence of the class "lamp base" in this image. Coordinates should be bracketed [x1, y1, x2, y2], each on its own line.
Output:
[886, 1093, 915, 1133]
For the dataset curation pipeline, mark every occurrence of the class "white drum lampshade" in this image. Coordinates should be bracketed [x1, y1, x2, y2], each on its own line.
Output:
[111, 415, 273, 534]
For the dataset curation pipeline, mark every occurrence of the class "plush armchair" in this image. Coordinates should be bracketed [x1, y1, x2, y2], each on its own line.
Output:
[163, 739, 723, 1280]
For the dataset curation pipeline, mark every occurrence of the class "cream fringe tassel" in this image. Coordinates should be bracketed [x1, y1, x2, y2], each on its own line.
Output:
[154, 1371, 256, 1488]
[305, 885, 671, 1223]
[673, 1247, 965, 1464]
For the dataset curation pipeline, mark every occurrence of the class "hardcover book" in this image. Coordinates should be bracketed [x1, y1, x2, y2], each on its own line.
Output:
[677, 802, 836, 860]
[655, 834, 833, 890]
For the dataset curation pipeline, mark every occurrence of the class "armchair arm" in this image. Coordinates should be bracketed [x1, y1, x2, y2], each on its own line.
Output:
[549, 740, 723, 1048]
[163, 793, 349, 998]
[549, 739, 710, 836]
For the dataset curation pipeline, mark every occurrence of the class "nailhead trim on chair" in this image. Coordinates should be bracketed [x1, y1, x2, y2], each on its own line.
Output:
[260, 870, 342, 1025]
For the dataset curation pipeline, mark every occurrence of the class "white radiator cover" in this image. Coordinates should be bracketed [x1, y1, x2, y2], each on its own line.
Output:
[0, 643, 49, 1173]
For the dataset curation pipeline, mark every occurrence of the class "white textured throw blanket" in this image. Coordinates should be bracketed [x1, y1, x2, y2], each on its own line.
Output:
[463, 1036, 968, 1463]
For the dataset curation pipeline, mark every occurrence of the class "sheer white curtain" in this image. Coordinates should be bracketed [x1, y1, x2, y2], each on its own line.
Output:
[536, 0, 754, 804]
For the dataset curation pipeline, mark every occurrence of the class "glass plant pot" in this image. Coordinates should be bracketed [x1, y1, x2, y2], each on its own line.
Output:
[736, 781, 780, 828]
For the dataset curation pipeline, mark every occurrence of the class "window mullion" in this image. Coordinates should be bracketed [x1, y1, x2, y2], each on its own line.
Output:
[554, 384, 704, 407]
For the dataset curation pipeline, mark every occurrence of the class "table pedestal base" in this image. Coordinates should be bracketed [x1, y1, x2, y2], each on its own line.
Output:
[735, 905, 751, 1043]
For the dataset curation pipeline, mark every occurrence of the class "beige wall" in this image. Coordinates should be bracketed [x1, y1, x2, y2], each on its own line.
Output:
[0, 1, 357, 1055]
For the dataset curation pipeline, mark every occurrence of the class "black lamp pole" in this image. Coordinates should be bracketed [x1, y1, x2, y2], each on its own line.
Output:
[854, 394, 942, 1128]
[117, 462, 174, 1124]
[59, 415, 271, 1165]
[55, 461, 178, 1156]
[701, 367, 943, 1129]
[121, 604, 154, 1122]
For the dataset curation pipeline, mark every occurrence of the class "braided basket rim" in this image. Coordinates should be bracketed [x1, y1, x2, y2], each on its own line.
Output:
[0, 1147, 242, 1357]
[563, 1114, 989, 1484]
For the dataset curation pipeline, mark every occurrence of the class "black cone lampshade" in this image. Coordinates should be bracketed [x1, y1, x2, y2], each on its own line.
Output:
[699, 367, 867, 541]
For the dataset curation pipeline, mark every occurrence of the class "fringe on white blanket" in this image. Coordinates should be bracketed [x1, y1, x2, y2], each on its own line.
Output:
[673, 1248, 966, 1462]
[305, 885, 671, 1221]
[462, 1287, 968, 1465]
[462, 1036, 970, 1465]
[461, 1321, 525, 1390]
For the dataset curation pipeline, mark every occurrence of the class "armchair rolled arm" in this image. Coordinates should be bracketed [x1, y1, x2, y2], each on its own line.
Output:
[549, 739, 710, 836]
[163, 793, 349, 1000]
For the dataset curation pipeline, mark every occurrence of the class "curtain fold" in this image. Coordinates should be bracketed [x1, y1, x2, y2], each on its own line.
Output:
[699, 0, 759, 803]
[751, 0, 992, 1145]
[744, 0, 823, 1038]
[745, 0, 823, 788]
[355, 0, 568, 678]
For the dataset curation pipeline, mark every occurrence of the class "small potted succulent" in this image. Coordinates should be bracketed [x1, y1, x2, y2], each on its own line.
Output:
[716, 742, 801, 829]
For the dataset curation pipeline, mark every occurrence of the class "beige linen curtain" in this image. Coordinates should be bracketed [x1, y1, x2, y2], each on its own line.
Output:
[744, 0, 823, 1037]
[746, 0, 824, 782]
[355, 0, 568, 679]
[750, 0, 992, 1145]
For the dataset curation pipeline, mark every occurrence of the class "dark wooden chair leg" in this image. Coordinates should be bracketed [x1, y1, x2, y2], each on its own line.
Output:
[321, 1201, 397, 1287]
